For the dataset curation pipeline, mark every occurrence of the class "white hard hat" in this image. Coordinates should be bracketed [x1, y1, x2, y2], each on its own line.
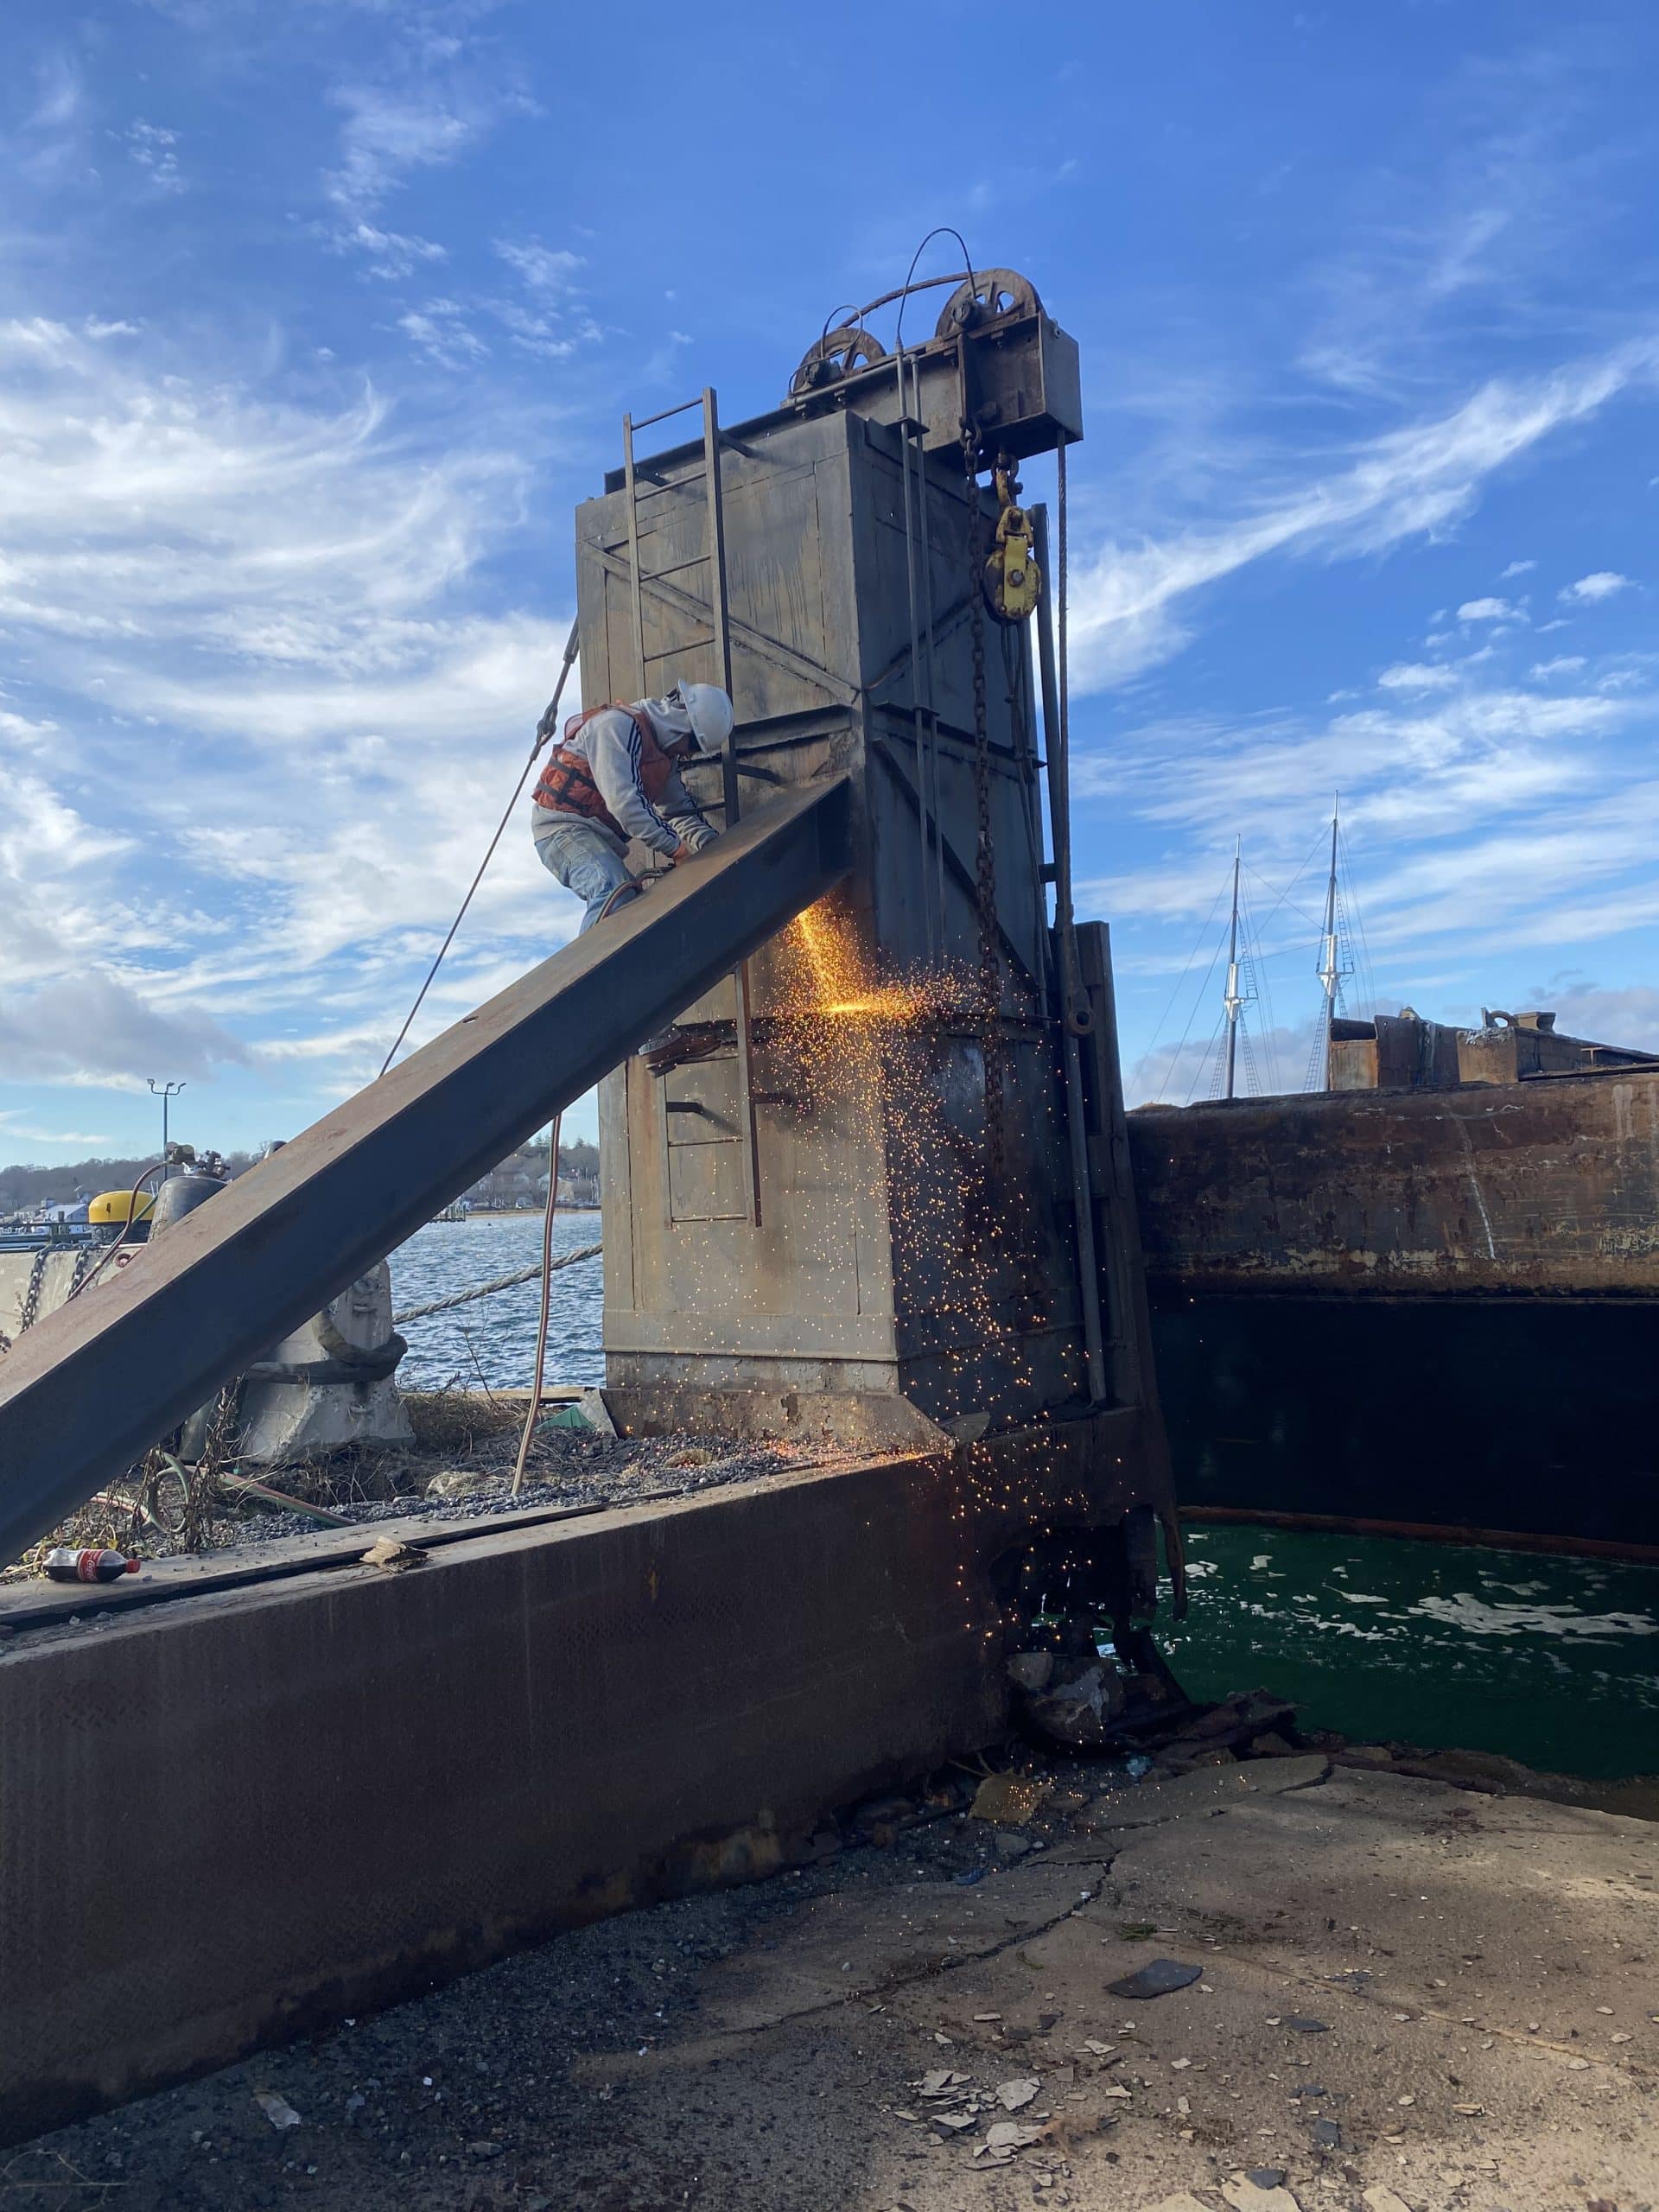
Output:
[673, 682, 734, 755]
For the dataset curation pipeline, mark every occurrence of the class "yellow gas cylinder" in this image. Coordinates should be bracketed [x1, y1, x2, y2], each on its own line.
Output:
[88, 1189, 156, 1237]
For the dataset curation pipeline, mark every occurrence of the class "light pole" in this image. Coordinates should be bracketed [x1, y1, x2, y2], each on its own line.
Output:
[148, 1079, 186, 1172]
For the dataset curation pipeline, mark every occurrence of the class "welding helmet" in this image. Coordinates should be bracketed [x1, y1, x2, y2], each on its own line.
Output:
[670, 682, 734, 756]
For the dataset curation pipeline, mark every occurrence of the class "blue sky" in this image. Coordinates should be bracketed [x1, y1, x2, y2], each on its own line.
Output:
[3, 1, 1658, 1158]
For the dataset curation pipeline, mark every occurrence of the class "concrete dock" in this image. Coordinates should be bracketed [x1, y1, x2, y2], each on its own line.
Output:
[7, 1743, 1653, 2209]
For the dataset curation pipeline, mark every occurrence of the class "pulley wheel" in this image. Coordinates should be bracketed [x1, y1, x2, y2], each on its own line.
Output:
[789, 325, 888, 397]
[934, 268, 1041, 340]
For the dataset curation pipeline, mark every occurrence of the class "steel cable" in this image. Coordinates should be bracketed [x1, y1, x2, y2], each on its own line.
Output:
[378, 618, 580, 1079]
[391, 1243, 601, 1326]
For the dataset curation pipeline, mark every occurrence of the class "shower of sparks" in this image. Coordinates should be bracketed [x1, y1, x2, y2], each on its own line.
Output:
[789, 902, 927, 1023]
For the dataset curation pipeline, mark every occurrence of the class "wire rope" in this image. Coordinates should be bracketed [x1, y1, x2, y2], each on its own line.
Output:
[379, 618, 580, 1079]
[1128, 872, 1230, 1096]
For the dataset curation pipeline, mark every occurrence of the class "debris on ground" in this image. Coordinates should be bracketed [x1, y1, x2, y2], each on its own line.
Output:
[358, 1535, 425, 1572]
[10, 1681, 1657, 2209]
[1108, 1957, 1203, 2000]
[251, 2090, 302, 2128]
[976, 2118, 1045, 2163]
[969, 1770, 1052, 1825]
[1219, 2176, 1300, 2210]
[6, 1390, 868, 1581]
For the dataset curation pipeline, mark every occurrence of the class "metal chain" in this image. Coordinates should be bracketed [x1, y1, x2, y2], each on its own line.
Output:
[17, 1249, 48, 1337]
[961, 420, 1007, 1215]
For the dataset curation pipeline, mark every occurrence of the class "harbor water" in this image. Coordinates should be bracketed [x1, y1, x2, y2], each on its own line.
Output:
[391, 1212, 606, 1393]
[387, 1217, 1659, 1783]
[1168, 1522, 1659, 1782]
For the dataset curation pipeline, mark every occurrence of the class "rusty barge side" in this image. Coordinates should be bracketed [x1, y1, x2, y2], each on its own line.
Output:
[1128, 1065, 1659, 1556]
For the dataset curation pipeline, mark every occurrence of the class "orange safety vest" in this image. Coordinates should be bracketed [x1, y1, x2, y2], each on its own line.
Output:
[531, 703, 675, 842]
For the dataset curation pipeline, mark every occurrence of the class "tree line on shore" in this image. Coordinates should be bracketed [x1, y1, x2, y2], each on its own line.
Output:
[1, 1134, 601, 1217]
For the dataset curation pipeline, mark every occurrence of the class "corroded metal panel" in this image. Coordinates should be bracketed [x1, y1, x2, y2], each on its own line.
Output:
[1129, 1067, 1659, 1297]
[584, 407, 1090, 1425]
[0, 1413, 1157, 2144]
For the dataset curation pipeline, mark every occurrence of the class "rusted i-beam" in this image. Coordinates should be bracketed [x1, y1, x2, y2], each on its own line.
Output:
[0, 777, 852, 1567]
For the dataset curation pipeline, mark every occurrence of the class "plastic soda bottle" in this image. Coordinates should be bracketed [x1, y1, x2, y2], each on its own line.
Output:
[43, 1548, 140, 1584]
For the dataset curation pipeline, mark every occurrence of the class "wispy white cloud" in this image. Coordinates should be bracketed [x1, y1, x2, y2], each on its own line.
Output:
[1376, 662, 1459, 692]
[1560, 569, 1632, 602]
[324, 84, 475, 218]
[1500, 558, 1536, 579]
[1077, 679, 1644, 944]
[330, 220, 447, 280]
[1530, 654, 1586, 678]
[397, 296, 488, 368]
[1067, 339, 1658, 690]
[493, 238, 582, 296]
[0, 315, 569, 1072]
[1455, 595, 1519, 622]
[124, 119, 184, 194]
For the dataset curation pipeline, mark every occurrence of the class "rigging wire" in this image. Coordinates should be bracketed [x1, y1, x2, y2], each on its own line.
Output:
[1184, 1005, 1228, 1107]
[1237, 870, 1281, 1092]
[1128, 873, 1229, 1096]
[510, 1109, 563, 1498]
[378, 618, 581, 1079]
[507, 869, 636, 1497]
[1160, 918, 1230, 1104]
[1337, 827, 1379, 1020]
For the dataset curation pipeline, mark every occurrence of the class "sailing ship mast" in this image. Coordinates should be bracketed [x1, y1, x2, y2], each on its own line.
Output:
[1314, 796, 1349, 1090]
[1223, 838, 1247, 1101]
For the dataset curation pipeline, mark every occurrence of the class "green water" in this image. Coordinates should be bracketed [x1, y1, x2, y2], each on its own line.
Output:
[1163, 1523, 1659, 1780]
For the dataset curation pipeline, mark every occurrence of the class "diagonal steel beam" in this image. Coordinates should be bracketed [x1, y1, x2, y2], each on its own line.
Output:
[0, 777, 853, 1567]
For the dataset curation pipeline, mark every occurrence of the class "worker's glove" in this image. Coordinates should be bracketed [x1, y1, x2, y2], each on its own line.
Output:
[670, 843, 697, 866]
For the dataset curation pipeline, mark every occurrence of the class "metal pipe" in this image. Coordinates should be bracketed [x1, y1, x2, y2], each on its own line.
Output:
[1032, 506, 1077, 1019]
[1032, 503, 1106, 1404]
[910, 349, 947, 954]
[621, 413, 647, 692]
[893, 346, 934, 963]
[701, 387, 762, 1226]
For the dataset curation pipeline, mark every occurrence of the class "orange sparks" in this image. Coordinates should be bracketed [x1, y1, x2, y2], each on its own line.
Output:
[790, 901, 922, 1022]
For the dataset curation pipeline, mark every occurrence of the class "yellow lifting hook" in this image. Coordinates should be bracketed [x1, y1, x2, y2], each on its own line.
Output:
[983, 455, 1041, 624]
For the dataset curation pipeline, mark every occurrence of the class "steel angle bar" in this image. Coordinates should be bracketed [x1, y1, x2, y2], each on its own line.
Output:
[702, 388, 763, 1228]
[0, 778, 853, 1567]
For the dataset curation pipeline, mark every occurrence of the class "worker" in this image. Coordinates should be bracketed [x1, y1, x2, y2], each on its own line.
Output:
[531, 678, 734, 1073]
[531, 680, 734, 931]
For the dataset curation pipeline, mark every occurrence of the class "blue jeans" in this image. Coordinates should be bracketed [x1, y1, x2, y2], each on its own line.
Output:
[534, 817, 641, 934]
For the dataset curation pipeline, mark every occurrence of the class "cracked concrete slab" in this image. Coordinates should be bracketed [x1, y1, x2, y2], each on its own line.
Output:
[1038, 1754, 1332, 1858]
[686, 1862, 1104, 2036]
[8, 1759, 1656, 2209]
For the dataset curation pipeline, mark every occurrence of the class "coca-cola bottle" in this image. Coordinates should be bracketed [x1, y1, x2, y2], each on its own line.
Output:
[43, 1548, 140, 1584]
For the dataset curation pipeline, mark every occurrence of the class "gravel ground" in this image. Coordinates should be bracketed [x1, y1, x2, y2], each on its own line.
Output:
[3, 1392, 861, 1580]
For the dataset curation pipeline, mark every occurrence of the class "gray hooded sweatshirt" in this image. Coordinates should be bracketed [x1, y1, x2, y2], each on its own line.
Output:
[531, 696, 717, 860]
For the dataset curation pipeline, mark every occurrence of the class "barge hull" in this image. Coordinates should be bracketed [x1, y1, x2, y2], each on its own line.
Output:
[1129, 1066, 1659, 1554]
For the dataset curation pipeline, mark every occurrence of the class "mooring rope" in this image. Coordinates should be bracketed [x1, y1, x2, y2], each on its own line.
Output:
[392, 1243, 601, 1326]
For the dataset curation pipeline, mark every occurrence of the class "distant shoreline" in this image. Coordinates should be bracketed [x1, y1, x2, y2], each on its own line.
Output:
[440, 1205, 601, 1218]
